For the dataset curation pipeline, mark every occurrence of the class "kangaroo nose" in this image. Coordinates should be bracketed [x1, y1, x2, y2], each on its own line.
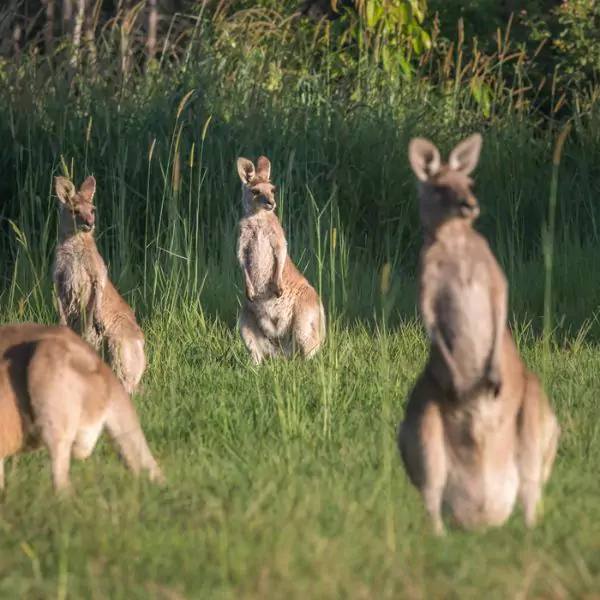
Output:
[459, 195, 479, 218]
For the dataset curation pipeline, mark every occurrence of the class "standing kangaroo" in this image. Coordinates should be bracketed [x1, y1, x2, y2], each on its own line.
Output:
[398, 133, 560, 534]
[409, 133, 507, 400]
[53, 175, 146, 395]
[235, 155, 326, 364]
[0, 323, 164, 492]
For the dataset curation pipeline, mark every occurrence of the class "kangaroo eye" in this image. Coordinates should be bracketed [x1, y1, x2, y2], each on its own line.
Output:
[252, 189, 260, 196]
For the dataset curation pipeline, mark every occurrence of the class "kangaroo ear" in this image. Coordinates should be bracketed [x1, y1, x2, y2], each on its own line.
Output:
[256, 156, 271, 181]
[448, 133, 482, 176]
[237, 157, 255, 184]
[55, 176, 76, 205]
[408, 138, 441, 182]
[79, 175, 96, 203]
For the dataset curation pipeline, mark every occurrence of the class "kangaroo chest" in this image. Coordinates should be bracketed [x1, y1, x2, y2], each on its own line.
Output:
[424, 239, 494, 372]
[239, 222, 276, 291]
[54, 241, 100, 316]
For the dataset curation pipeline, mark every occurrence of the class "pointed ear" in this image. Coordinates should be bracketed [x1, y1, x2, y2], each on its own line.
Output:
[237, 157, 255, 184]
[55, 176, 76, 205]
[79, 175, 96, 203]
[408, 138, 441, 182]
[448, 133, 482, 176]
[256, 156, 271, 181]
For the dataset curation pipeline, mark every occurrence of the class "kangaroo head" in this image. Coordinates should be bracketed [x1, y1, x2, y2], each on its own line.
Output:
[236, 156, 277, 216]
[55, 175, 97, 236]
[408, 133, 482, 231]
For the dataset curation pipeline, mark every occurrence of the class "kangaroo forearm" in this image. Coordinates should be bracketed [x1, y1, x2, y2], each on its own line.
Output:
[57, 303, 68, 326]
[491, 283, 508, 370]
[243, 268, 256, 300]
[92, 281, 104, 320]
[431, 329, 465, 395]
[274, 247, 286, 286]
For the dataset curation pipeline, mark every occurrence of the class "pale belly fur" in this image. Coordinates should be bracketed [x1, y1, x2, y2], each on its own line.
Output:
[437, 276, 494, 386]
[244, 231, 294, 341]
[442, 399, 520, 528]
[55, 263, 93, 320]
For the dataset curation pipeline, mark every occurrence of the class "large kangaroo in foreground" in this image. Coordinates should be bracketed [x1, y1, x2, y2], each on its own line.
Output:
[398, 134, 560, 534]
[235, 155, 326, 363]
[53, 175, 146, 395]
[0, 323, 164, 492]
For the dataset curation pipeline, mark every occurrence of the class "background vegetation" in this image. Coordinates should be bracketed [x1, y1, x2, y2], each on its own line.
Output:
[0, 0, 599, 598]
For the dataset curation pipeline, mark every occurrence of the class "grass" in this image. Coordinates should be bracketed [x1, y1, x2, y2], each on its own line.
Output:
[0, 8, 600, 598]
[0, 317, 599, 598]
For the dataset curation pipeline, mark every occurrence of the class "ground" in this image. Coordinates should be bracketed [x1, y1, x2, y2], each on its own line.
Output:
[0, 316, 598, 599]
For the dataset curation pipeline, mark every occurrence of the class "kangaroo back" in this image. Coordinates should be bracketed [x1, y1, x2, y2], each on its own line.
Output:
[0, 323, 163, 491]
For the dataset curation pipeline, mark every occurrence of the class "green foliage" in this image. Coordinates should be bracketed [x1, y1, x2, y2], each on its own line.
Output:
[545, 0, 600, 84]
[0, 4, 599, 596]
[353, 0, 431, 77]
[427, 0, 503, 47]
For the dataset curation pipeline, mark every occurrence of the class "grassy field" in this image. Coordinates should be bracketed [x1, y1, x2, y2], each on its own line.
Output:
[0, 9, 600, 598]
[0, 314, 599, 598]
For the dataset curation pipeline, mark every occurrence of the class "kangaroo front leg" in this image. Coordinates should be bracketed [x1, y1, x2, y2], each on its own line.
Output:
[57, 300, 68, 326]
[430, 326, 467, 399]
[487, 269, 508, 397]
[242, 266, 257, 302]
[272, 239, 287, 298]
[238, 242, 257, 302]
[91, 278, 105, 336]
[420, 271, 466, 398]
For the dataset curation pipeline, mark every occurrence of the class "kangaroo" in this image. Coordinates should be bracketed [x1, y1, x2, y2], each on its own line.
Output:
[397, 327, 560, 535]
[398, 133, 560, 534]
[235, 155, 326, 364]
[0, 322, 164, 493]
[53, 175, 146, 395]
[408, 133, 507, 401]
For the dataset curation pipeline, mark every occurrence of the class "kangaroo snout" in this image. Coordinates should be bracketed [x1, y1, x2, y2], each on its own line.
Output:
[459, 197, 479, 219]
[78, 219, 94, 233]
[260, 196, 275, 210]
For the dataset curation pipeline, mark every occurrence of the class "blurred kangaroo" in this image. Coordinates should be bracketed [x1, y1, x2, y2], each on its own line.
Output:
[53, 175, 146, 395]
[398, 133, 560, 534]
[408, 133, 507, 400]
[0, 323, 164, 493]
[235, 155, 326, 363]
[398, 328, 560, 534]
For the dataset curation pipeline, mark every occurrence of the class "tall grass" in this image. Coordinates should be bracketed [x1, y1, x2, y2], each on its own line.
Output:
[0, 9, 597, 338]
[0, 8, 600, 597]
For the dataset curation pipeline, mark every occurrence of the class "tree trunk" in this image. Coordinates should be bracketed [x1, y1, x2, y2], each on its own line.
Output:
[43, 0, 55, 56]
[119, 0, 133, 82]
[63, 0, 73, 37]
[85, 0, 98, 76]
[70, 0, 85, 83]
[146, 0, 157, 74]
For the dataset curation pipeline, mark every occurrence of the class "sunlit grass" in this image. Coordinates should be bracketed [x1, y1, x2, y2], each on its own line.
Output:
[0, 7, 599, 597]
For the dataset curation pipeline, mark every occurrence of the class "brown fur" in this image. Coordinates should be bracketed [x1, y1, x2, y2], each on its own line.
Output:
[398, 329, 560, 534]
[235, 156, 326, 364]
[398, 133, 560, 534]
[409, 134, 507, 401]
[53, 175, 146, 395]
[0, 323, 164, 492]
